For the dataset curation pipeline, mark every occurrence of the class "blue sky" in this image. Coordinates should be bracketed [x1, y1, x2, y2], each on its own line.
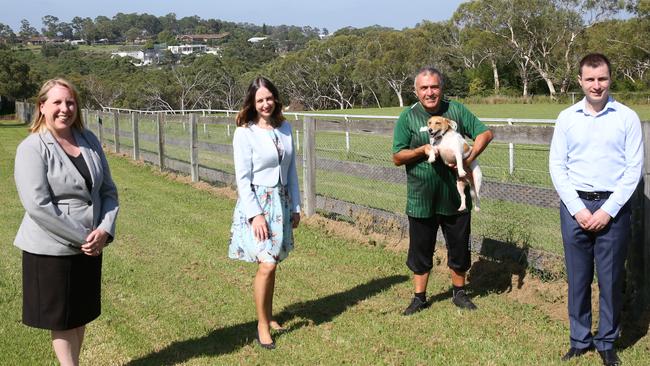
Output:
[0, 0, 467, 33]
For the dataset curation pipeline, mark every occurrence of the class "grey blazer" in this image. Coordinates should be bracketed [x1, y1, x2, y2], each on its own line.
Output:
[14, 128, 119, 256]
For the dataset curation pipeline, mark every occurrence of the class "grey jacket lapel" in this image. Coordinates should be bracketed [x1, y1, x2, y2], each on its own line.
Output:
[40, 129, 93, 198]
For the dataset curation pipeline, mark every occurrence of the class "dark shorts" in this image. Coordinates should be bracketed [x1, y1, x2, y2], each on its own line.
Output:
[22, 251, 102, 330]
[406, 213, 472, 274]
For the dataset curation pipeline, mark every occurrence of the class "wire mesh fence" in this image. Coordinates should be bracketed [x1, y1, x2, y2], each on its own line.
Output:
[309, 118, 562, 255]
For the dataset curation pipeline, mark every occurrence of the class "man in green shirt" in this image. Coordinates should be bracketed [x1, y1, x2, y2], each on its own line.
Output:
[392, 66, 493, 314]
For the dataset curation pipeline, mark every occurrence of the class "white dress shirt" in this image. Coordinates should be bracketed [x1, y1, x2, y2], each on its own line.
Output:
[549, 96, 644, 217]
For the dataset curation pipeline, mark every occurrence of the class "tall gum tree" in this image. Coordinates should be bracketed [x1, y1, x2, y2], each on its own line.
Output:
[453, 0, 623, 98]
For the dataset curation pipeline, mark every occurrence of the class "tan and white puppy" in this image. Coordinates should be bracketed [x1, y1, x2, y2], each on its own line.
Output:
[426, 116, 482, 211]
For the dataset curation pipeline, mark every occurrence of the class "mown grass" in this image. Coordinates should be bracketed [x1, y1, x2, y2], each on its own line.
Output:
[2, 121, 649, 365]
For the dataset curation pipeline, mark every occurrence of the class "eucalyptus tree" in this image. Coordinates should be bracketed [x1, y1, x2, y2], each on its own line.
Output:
[453, 0, 623, 97]
[358, 29, 418, 107]
[41, 15, 60, 38]
[192, 54, 247, 110]
[581, 18, 650, 88]
[19, 19, 39, 38]
[0, 23, 17, 44]
[311, 35, 362, 109]
[267, 48, 331, 110]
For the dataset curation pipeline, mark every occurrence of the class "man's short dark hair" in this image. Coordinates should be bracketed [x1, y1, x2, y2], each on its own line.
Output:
[414, 66, 445, 89]
[579, 53, 611, 76]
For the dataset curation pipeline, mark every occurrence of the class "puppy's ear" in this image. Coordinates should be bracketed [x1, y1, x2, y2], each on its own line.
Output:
[448, 119, 458, 131]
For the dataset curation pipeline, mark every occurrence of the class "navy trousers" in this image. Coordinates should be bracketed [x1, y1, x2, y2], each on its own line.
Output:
[560, 199, 630, 351]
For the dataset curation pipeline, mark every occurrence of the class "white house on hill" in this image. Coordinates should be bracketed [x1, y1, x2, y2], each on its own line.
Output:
[111, 50, 158, 66]
[167, 44, 207, 55]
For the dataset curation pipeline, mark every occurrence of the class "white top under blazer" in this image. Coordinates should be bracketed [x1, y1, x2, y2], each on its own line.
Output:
[232, 121, 301, 219]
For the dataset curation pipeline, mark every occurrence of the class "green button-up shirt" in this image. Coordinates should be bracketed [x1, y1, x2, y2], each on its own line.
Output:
[392, 100, 488, 217]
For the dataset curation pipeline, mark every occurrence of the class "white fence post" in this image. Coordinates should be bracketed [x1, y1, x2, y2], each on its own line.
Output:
[344, 116, 350, 153]
[296, 129, 300, 152]
[508, 118, 515, 175]
[303, 116, 316, 217]
[157, 113, 165, 171]
[113, 111, 120, 153]
[189, 114, 199, 182]
[131, 112, 140, 161]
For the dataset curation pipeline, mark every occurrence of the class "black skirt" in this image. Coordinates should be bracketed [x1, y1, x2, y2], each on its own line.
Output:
[22, 251, 102, 330]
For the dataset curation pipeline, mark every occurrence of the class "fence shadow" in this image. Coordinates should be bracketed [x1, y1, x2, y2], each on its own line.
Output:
[125, 274, 408, 365]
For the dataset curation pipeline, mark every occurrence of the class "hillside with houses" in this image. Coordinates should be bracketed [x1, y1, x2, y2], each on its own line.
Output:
[0, 2, 648, 113]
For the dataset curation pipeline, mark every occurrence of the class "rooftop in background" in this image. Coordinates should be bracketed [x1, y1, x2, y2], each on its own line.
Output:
[177, 33, 230, 43]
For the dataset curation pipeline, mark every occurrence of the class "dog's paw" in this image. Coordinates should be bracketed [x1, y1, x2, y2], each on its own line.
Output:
[427, 155, 436, 163]
[474, 206, 480, 212]
[458, 170, 467, 178]
[458, 205, 467, 212]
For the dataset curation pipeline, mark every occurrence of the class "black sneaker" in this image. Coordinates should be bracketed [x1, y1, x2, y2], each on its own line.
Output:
[452, 290, 477, 310]
[403, 296, 429, 315]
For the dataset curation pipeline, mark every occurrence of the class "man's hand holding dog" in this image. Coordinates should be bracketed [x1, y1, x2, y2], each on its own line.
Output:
[421, 144, 433, 157]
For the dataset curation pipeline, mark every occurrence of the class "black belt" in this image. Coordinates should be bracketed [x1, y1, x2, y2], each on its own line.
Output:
[577, 191, 612, 201]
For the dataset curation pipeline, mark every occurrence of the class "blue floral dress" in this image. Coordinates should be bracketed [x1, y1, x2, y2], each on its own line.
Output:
[229, 130, 294, 263]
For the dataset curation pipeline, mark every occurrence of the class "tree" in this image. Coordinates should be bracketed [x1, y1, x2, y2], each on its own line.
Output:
[19, 19, 38, 39]
[0, 23, 17, 44]
[82, 75, 124, 109]
[358, 30, 417, 107]
[95, 16, 118, 41]
[58, 22, 73, 39]
[125, 27, 141, 43]
[454, 0, 624, 97]
[0, 50, 36, 101]
[157, 30, 177, 45]
[41, 15, 60, 38]
[582, 18, 650, 89]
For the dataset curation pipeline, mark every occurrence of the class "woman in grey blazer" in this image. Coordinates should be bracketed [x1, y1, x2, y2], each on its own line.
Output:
[14, 78, 118, 366]
[228, 77, 301, 350]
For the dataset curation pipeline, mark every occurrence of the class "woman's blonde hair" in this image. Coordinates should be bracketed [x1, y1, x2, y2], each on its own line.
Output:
[29, 78, 84, 133]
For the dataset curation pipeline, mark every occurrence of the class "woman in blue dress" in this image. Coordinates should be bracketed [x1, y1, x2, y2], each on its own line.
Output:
[228, 77, 301, 349]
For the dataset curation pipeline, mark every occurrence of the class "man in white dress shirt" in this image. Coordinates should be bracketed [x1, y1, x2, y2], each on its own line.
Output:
[549, 53, 644, 366]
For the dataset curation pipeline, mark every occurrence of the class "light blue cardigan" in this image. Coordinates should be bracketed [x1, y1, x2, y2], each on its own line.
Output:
[233, 121, 301, 219]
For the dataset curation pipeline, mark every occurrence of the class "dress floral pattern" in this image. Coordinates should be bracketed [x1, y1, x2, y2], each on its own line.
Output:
[228, 184, 294, 263]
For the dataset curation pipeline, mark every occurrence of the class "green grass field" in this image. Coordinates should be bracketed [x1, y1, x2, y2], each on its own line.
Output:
[2, 121, 649, 365]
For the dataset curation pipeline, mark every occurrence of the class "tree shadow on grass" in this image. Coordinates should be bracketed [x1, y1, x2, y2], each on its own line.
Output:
[125, 274, 408, 365]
